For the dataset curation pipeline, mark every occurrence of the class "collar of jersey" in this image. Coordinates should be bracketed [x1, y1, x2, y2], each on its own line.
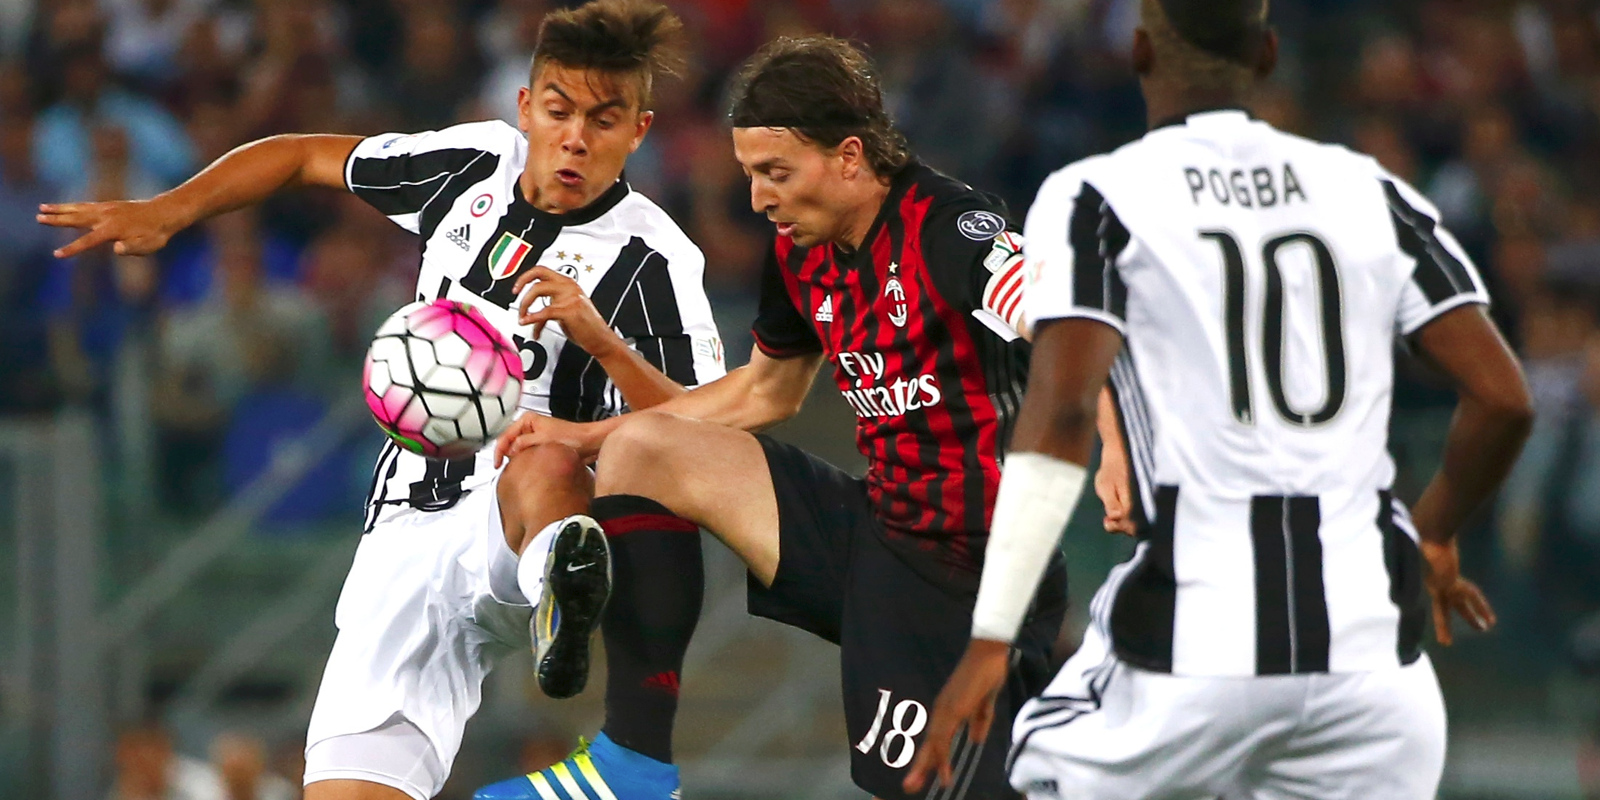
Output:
[1149, 106, 1254, 132]
[519, 175, 631, 227]
[833, 159, 924, 260]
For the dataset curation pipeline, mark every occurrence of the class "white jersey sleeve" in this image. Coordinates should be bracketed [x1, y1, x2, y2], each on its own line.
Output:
[647, 234, 726, 389]
[343, 121, 516, 234]
[587, 194, 726, 399]
[1023, 157, 1137, 336]
[1380, 174, 1490, 335]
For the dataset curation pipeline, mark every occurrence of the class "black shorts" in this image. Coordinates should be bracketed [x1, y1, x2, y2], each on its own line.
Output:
[748, 436, 1067, 800]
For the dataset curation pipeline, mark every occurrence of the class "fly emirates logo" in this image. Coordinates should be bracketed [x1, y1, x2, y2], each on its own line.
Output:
[837, 352, 942, 419]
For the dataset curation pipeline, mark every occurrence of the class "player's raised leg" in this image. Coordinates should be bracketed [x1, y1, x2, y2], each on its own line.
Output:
[589, 410, 782, 752]
[480, 412, 779, 800]
[595, 410, 780, 580]
[495, 442, 613, 700]
[498, 443, 593, 559]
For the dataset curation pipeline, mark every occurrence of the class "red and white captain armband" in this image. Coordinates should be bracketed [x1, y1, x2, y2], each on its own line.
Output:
[973, 231, 1031, 341]
[971, 452, 1087, 643]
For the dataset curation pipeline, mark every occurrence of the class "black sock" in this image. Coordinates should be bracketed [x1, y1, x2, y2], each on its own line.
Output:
[590, 494, 704, 764]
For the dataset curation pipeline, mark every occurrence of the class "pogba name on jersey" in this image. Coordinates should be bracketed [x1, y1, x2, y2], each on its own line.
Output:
[1184, 161, 1307, 208]
[837, 351, 943, 419]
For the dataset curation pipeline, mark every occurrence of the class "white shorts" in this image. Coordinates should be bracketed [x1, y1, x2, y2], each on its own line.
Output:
[1009, 625, 1447, 800]
[304, 481, 530, 800]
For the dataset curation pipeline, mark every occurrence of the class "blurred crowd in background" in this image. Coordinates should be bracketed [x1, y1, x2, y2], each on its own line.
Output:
[2, 0, 1600, 797]
[105, 723, 300, 800]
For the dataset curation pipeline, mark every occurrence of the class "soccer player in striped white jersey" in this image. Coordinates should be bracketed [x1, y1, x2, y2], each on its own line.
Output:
[908, 1, 1534, 798]
[39, 3, 723, 800]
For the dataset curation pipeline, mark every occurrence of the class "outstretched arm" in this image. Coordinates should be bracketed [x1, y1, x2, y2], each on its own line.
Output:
[38, 134, 360, 258]
[628, 344, 824, 432]
[494, 343, 825, 465]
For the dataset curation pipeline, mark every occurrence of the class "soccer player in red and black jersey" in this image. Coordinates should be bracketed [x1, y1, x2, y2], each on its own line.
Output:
[491, 36, 1068, 800]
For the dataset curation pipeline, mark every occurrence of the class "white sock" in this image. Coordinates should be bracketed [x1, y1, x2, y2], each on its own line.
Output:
[517, 520, 563, 604]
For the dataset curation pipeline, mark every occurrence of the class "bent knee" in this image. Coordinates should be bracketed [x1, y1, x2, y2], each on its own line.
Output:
[500, 442, 586, 490]
[600, 411, 692, 463]
[596, 412, 700, 485]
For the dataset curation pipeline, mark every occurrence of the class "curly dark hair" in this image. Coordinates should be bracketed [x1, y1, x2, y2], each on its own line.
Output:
[727, 36, 911, 177]
[1152, 0, 1270, 66]
[532, 0, 686, 108]
[1142, 0, 1270, 94]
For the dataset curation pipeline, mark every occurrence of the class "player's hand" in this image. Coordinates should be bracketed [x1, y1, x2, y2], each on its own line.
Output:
[494, 413, 600, 467]
[903, 639, 1011, 795]
[514, 267, 622, 358]
[1420, 539, 1497, 646]
[1095, 448, 1136, 536]
[37, 198, 188, 258]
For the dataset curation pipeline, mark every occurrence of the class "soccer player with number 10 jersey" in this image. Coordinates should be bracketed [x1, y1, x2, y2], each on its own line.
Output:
[911, 1, 1534, 798]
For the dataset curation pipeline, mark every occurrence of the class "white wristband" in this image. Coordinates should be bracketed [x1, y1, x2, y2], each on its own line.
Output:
[971, 452, 1087, 643]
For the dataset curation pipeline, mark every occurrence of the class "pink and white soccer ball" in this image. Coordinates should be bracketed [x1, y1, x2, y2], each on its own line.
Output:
[363, 299, 523, 460]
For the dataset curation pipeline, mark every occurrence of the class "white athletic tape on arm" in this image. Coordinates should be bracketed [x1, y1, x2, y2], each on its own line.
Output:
[971, 453, 1087, 643]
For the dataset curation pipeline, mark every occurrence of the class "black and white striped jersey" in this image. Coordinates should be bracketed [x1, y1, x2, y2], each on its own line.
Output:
[1025, 110, 1488, 676]
[346, 121, 725, 531]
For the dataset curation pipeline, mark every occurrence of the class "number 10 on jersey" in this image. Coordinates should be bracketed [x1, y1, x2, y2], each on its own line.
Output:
[1200, 230, 1348, 428]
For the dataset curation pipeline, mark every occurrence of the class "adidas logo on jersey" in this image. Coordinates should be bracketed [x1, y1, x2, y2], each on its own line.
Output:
[815, 295, 834, 322]
[446, 225, 471, 251]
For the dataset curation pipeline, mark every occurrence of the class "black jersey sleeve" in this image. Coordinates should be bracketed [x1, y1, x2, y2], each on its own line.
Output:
[750, 242, 824, 358]
[920, 195, 1029, 338]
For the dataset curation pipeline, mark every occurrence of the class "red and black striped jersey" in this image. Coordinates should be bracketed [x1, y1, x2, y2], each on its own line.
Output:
[752, 161, 1032, 589]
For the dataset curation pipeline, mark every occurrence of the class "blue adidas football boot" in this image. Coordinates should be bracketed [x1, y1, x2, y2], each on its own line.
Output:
[474, 732, 681, 800]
